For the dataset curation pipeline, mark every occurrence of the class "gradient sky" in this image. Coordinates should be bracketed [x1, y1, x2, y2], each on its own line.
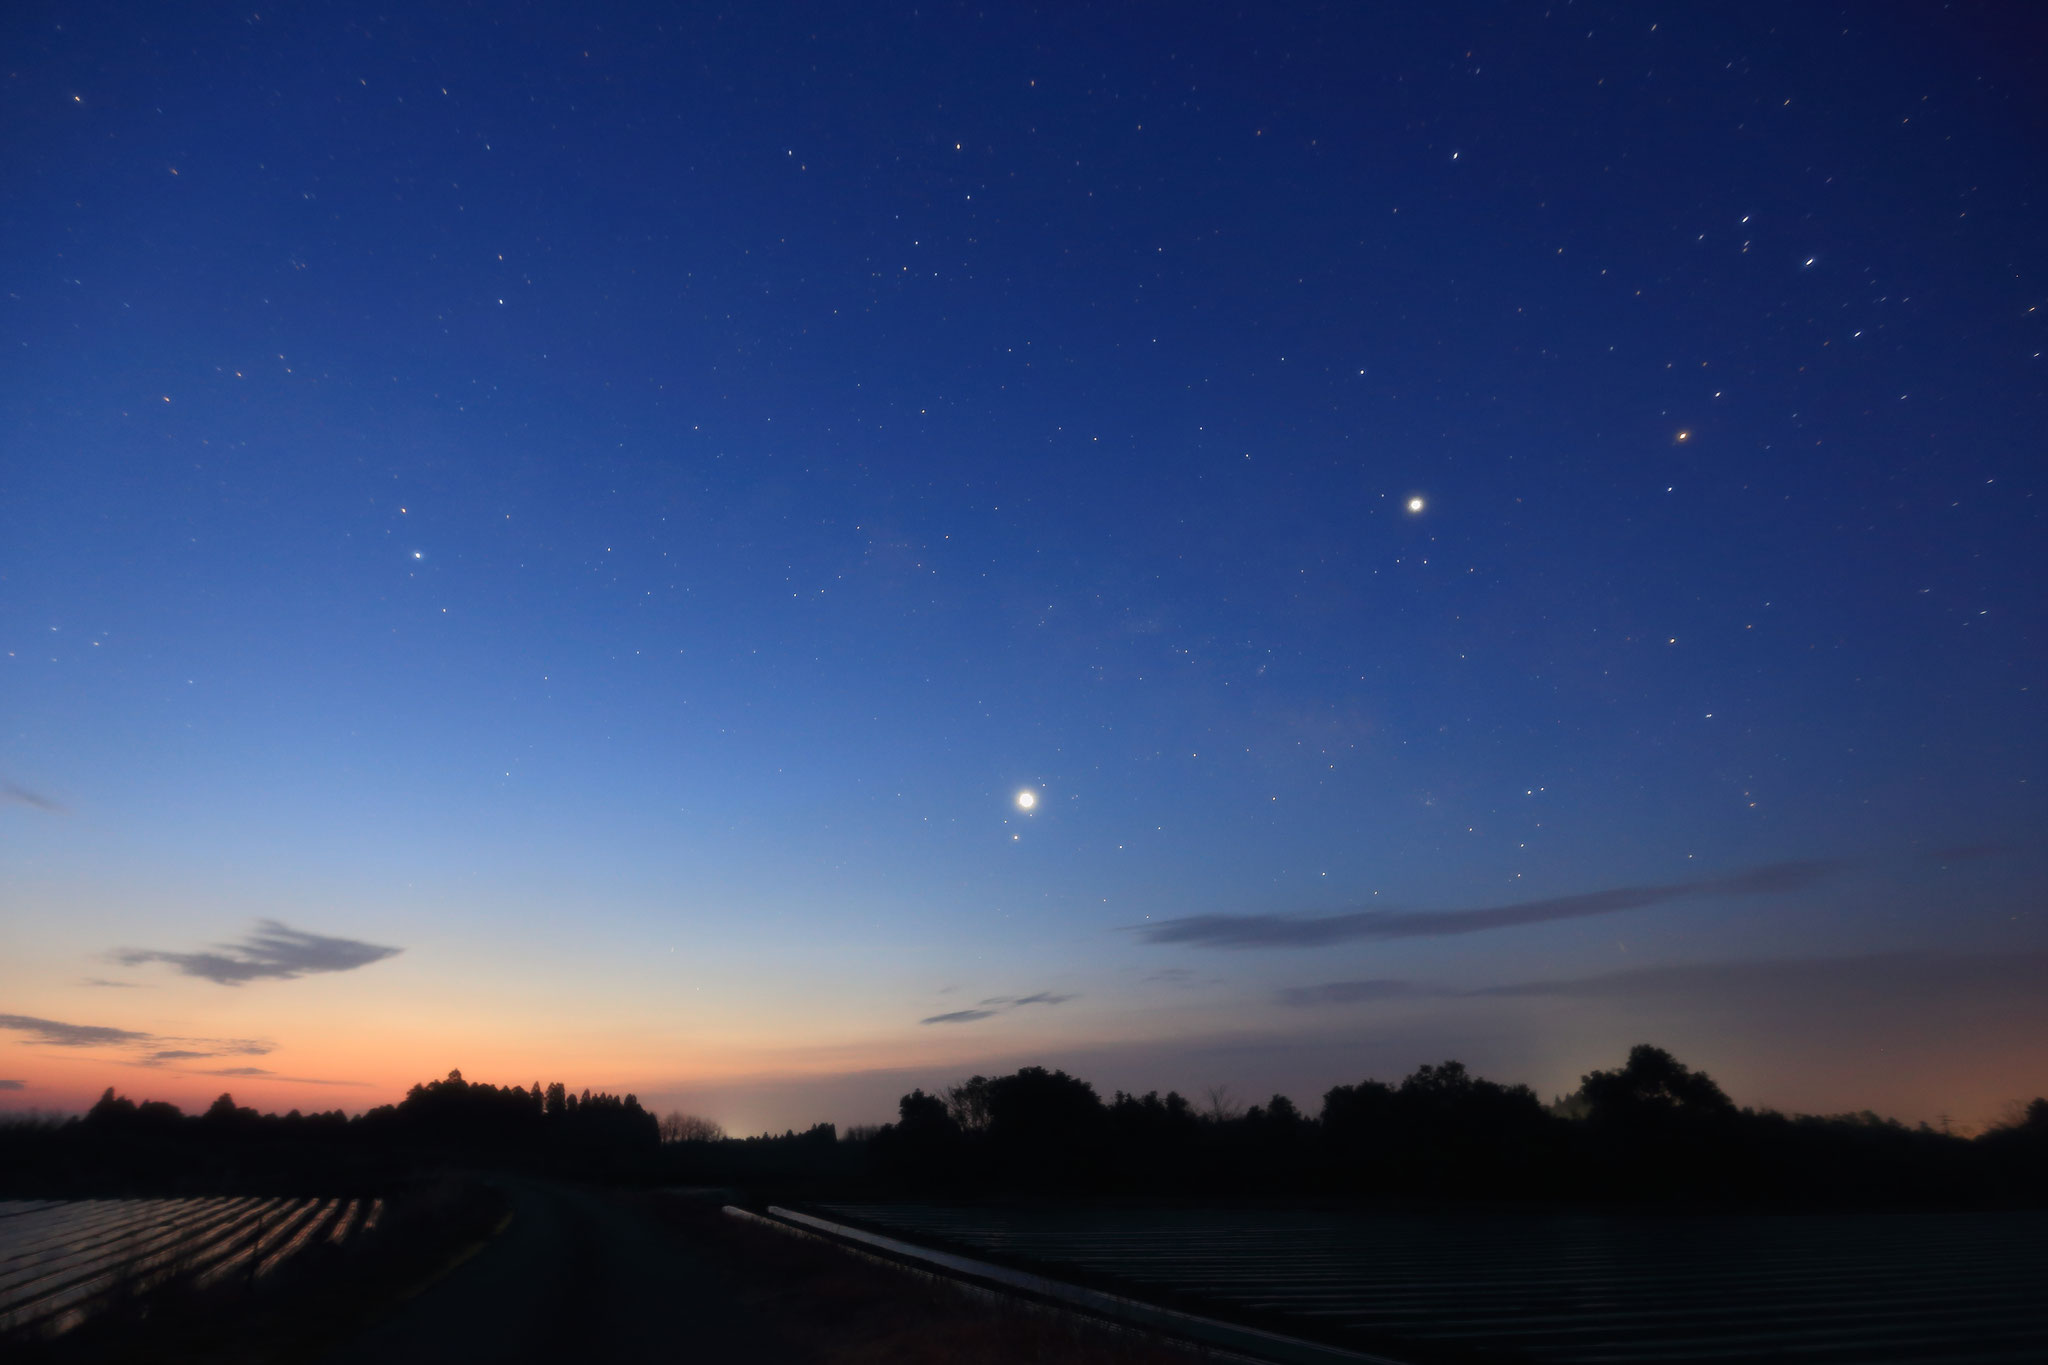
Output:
[4, 2, 2044, 1135]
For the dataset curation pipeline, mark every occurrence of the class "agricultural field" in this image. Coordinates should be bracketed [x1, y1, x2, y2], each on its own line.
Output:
[822, 1203, 2048, 1364]
[0, 1195, 381, 1337]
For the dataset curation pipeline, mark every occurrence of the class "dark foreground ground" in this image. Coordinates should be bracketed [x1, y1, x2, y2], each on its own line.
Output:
[824, 1201, 2048, 1365]
[323, 1181, 762, 1363]
[334, 1182, 1216, 1365]
[14, 1181, 1217, 1364]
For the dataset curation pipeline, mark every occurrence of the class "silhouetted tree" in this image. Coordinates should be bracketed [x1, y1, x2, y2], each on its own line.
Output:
[1106, 1089, 1201, 1152]
[985, 1068, 1103, 1141]
[871, 1088, 963, 1186]
[983, 1067, 1109, 1189]
[944, 1075, 993, 1132]
[659, 1112, 726, 1143]
[1316, 1062, 1553, 1197]
[86, 1088, 136, 1125]
[203, 1093, 261, 1129]
[1320, 1078, 1396, 1133]
[1203, 1085, 1245, 1123]
[1578, 1045, 1737, 1121]
[896, 1088, 954, 1134]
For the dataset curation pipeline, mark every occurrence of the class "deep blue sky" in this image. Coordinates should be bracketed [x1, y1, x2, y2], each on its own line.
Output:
[4, 2, 2044, 1130]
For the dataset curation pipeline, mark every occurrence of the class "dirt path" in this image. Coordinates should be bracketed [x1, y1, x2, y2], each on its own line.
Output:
[323, 1181, 781, 1364]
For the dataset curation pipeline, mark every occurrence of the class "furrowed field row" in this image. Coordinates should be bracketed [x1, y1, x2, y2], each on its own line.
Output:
[0, 1197, 375, 1336]
[824, 1205, 2048, 1365]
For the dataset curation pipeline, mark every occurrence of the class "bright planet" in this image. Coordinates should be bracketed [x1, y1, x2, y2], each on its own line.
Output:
[3, 18, 2045, 1354]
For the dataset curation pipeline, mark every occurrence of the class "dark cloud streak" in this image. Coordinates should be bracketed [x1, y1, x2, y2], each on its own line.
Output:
[114, 920, 401, 985]
[0, 1014, 152, 1048]
[2, 782, 63, 812]
[921, 991, 1077, 1025]
[1280, 949, 2048, 1010]
[0, 1014, 273, 1066]
[1143, 860, 1839, 949]
[194, 1066, 366, 1086]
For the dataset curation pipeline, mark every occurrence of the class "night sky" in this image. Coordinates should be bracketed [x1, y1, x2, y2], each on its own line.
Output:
[4, 2, 2044, 1132]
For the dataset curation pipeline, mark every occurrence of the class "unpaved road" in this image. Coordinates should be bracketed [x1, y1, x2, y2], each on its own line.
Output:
[324, 1182, 777, 1364]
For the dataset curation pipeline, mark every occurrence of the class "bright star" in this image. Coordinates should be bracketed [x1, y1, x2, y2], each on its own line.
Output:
[1406, 496, 1425, 514]
[1016, 790, 1037, 810]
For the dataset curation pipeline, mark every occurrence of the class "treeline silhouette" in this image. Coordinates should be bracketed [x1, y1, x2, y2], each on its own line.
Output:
[705, 1046, 2048, 1210]
[0, 1069, 660, 1195]
[6, 1047, 2045, 1209]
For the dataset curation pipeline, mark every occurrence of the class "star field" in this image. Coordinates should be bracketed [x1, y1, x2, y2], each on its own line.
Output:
[1, 2, 2043, 1131]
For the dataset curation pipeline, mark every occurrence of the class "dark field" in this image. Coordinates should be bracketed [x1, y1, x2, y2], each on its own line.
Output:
[821, 1203, 2048, 1364]
[0, 1197, 380, 1336]
[1, 1185, 1221, 1364]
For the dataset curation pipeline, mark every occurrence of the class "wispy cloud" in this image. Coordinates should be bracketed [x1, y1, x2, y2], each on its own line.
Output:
[1460, 952, 2032, 1001]
[1141, 860, 1838, 949]
[114, 919, 401, 986]
[201, 1039, 269, 1056]
[135, 1039, 271, 1063]
[0, 1080, 25, 1091]
[0, 1014, 152, 1048]
[0, 1014, 273, 1067]
[1278, 949, 2048, 1011]
[921, 990, 1078, 1025]
[79, 978, 144, 989]
[194, 1066, 365, 1087]
[2, 782, 63, 813]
